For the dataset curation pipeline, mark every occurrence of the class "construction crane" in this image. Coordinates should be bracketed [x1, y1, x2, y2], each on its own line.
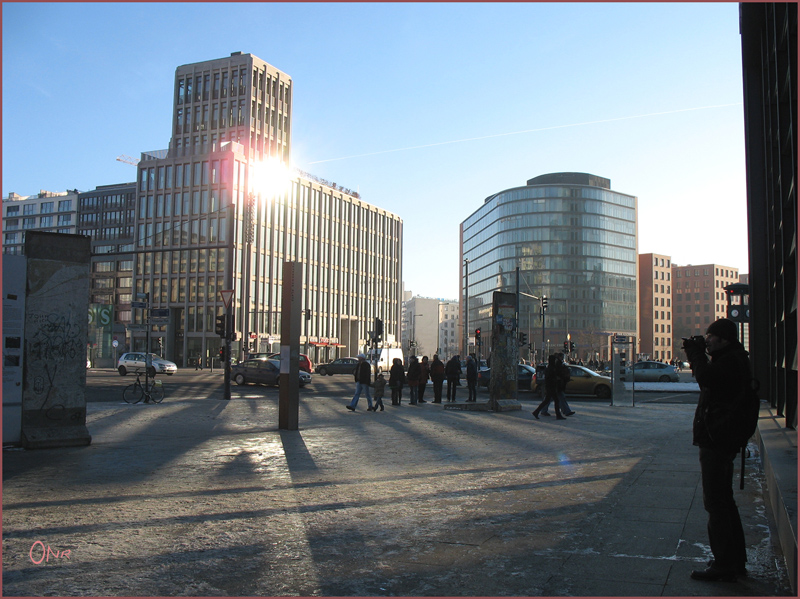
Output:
[116, 154, 140, 166]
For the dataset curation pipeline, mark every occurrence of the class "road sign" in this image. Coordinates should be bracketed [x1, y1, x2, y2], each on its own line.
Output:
[219, 289, 234, 308]
[131, 301, 148, 309]
[613, 335, 629, 344]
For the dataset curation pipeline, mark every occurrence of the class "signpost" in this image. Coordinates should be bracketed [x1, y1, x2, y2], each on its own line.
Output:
[219, 290, 234, 400]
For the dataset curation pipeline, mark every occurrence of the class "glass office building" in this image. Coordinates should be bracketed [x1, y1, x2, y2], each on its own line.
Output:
[460, 172, 638, 362]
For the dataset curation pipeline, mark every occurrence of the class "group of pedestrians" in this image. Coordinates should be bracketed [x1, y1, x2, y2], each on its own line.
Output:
[347, 352, 484, 411]
[532, 352, 576, 420]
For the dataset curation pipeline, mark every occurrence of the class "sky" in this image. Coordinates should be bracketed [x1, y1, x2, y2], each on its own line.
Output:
[2, 2, 749, 299]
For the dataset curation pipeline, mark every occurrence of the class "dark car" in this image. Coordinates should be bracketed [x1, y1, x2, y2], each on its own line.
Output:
[252, 352, 313, 373]
[315, 357, 359, 376]
[231, 359, 311, 387]
[477, 364, 537, 390]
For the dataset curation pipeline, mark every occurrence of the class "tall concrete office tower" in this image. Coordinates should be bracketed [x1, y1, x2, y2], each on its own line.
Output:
[131, 53, 402, 365]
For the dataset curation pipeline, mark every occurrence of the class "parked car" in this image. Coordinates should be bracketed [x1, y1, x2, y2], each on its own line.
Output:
[254, 352, 313, 373]
[533, 364, 612, 399]
[232, 359, 311, 387]
[477, 364, 537, 390]
[622, 361, 680, 383]
[118, 352, 177, 377]
[315, 357, 376, 376]
[564, 365, 612, 398]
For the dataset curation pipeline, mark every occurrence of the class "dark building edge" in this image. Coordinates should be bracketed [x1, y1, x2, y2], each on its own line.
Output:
[740, 3, 797, 593]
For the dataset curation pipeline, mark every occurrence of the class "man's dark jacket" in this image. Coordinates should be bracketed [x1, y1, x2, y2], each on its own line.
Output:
[688, 340, 752, 451]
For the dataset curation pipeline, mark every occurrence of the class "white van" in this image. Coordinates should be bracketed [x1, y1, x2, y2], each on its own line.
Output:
[368, 348, 404, 373]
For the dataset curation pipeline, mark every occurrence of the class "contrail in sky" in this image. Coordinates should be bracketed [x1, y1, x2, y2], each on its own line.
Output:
[308, 103, 742, 165]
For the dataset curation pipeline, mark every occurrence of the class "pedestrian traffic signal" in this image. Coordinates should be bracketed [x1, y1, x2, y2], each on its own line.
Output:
[564, 340, 569, 351]
[374, 317, 383, 342]
[519, 332, 528, 346]
[570, 341, 575, 352]
[215, 314, 227, 337]
[542, 296, 548, 310]
[475, 328, 481, 342]
[219, 347, 226, 361]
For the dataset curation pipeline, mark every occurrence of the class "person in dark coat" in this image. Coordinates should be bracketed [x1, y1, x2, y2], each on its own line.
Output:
[389, 357, 405, 405]
[532, 354, 565, 419]
[418, 356, 430, 403]
[347, 354, 374, 412]
[465, 355, 478, 401]
[684, 318, 752, 582]
[429, 354, 446, 403]
[406, 356, 421, 405]
[445, 355, 461, 402]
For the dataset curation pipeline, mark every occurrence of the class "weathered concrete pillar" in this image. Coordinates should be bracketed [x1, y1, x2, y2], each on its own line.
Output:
[21, 232, 92, 449]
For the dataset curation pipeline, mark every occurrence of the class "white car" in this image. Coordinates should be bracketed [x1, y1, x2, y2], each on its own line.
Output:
[118, 352, 178, 377]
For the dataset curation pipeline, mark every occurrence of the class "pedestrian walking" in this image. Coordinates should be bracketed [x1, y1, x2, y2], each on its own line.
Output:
[347, 354, 374, 412]
[533, 354, 565, 420]
[556, 353, 576, 416]
[466, 355, 478, 402]
[389, 357, 405, 405]
[407, 356, 421, 405]
[445, 355, 461, 402]
[430, 354, 445, 403]
[418, 356, 430, 403]
[372, 372, 387, 412]
[684, 318, 753, 582]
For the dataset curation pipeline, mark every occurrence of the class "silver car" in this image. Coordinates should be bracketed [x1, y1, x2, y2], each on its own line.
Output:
[118, 352, 178, 377]
[623, 361, 679, 382]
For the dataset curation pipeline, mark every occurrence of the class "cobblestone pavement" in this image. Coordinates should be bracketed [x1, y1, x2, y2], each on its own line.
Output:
[2, 378, 793, 596]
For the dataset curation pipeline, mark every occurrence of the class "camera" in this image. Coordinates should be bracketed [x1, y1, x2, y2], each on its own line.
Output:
[681, 335, 706, 351]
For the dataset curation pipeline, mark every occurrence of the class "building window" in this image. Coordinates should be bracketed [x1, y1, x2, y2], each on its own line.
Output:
[23, 204, 36, 215]
[6, 206, 19, 216]
[40, 201, 54, 214]
[58, 200, 72, 212]
[22, 217, 35, 229]
[39, 216, 53, 228]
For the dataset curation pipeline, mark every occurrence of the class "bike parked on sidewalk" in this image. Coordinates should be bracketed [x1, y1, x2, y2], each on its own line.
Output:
[122, 372, 164, 404]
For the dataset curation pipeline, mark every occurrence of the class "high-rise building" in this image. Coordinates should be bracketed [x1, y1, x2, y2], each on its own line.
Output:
[131, 52, 402, 366]
[2, 190, 79, 255]
[460, 172, 638, 362]
[638, 253, 674, 361]
[401, 296, 460, 359]
[671, 262, 741, 351]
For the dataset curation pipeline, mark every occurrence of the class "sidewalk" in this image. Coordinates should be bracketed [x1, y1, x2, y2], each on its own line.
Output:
[2, 392, 792, 596]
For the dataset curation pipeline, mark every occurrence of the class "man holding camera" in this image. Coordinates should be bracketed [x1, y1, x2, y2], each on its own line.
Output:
[683, 318, 751, 582]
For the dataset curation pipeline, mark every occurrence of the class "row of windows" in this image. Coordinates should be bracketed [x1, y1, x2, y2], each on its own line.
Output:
[4, 199, 73, 216]
[4, 215, 73, 229]
[675, 267, 739, 279]
[177, 67, 289, 105]
[653, 256, 671, 267]
[139, 160, 231, 192]
[136, 217, 226, 248]
[80, 193, 133, 210]
[3, 228, 74, 247]
[654, 297, 672, 307]
[93, 260, 134, 273]
[653, 270, 671, 280]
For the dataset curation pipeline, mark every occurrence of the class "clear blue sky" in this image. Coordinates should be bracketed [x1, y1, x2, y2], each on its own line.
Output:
[2, 2, 748, 299]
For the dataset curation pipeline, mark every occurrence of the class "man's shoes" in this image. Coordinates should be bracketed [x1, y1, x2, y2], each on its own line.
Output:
[532, 410, 540, 420]
[346, 405, 355, 411]
[707, 560, 747, 577]
[564, 411, 576, 416]
[419, 400, 427, 403]
[690, 566, 738, 582]
[367, 407, 375, 411]
[540, 412, 551, 417]
[556, 415, 567, 420]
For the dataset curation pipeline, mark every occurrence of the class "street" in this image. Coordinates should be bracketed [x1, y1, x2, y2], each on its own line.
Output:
[4, 368, 789, 597]
[87, 367, 700, 406]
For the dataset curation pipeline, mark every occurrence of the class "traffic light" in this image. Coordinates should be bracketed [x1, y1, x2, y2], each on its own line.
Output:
[374, 317, 383, 342]
[475, 328, 481, 342]
[564, 340, 569, 351]
[215, 314, 227, 337]
[219, 346, 226, 361]
[542, 295, 548, 310]
[570, 341, 576, 352]
[519, 332, 528, 347]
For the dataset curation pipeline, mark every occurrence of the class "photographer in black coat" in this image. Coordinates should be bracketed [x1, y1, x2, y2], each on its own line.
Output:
[683, 318, 752, 582]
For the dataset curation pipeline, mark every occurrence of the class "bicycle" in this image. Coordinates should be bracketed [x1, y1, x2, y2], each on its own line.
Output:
[123, 372, 165, 404]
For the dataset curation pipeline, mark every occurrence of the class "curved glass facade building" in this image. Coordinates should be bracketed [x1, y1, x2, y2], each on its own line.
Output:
[460, 172, 637, 361]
